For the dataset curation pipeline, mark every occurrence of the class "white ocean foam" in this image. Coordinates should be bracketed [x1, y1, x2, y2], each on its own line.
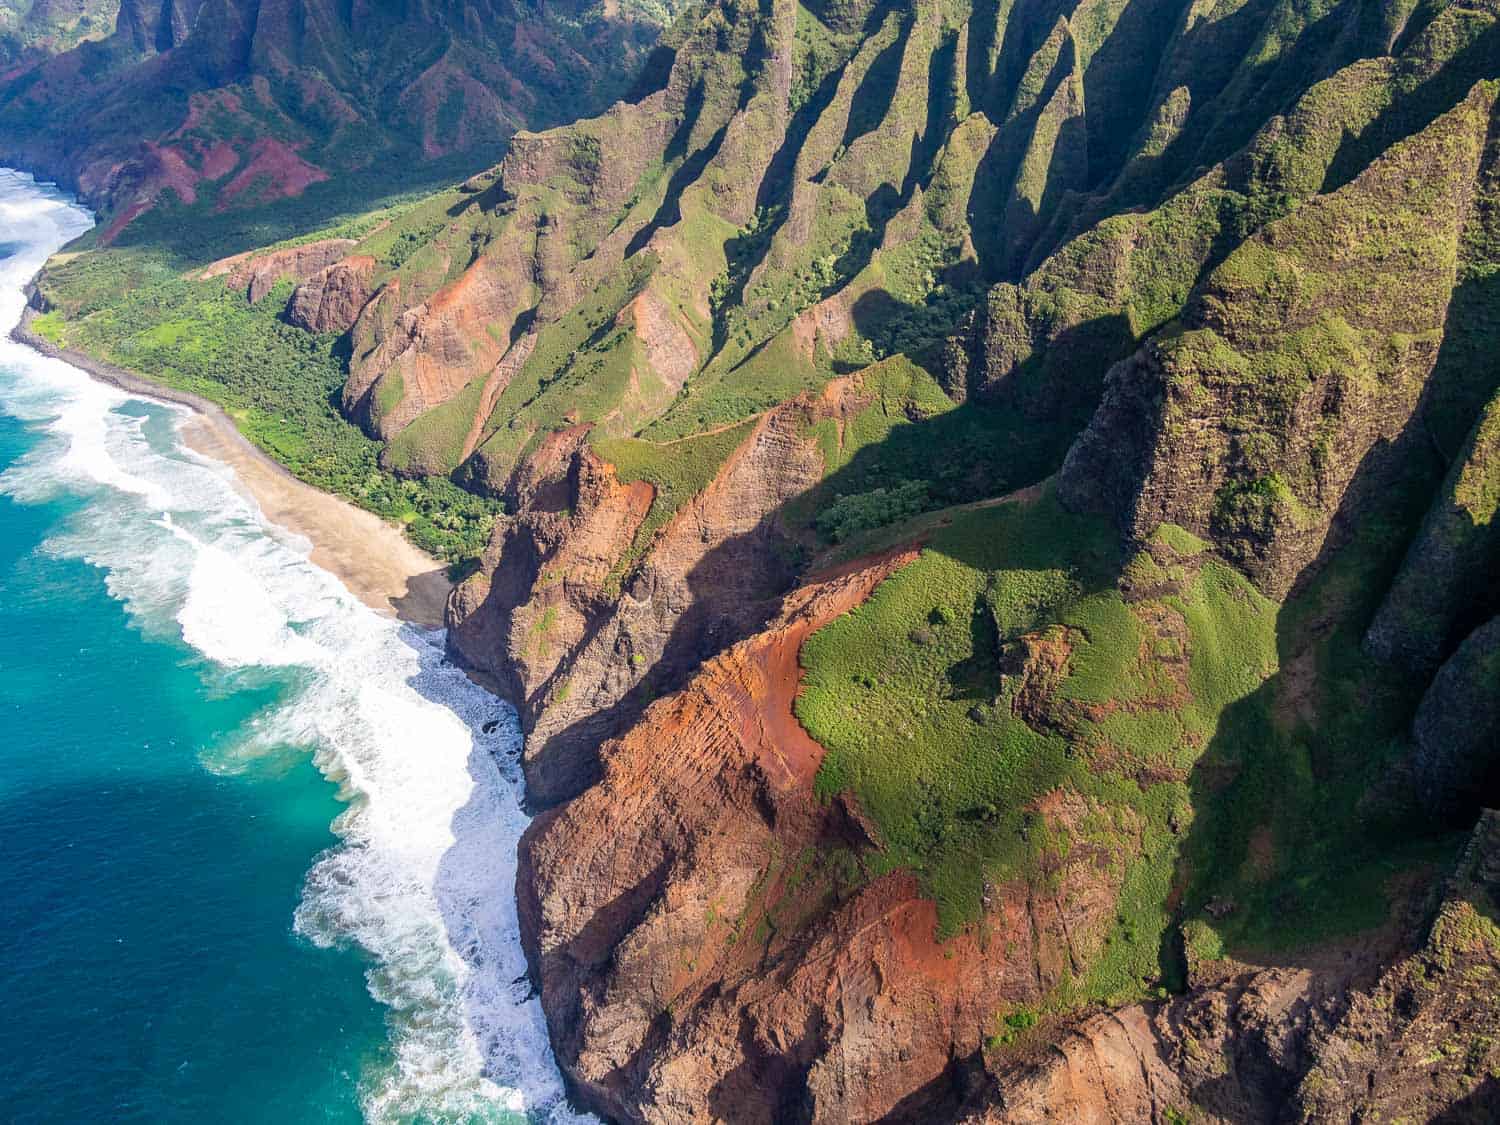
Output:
[0, 169, 590, 1123]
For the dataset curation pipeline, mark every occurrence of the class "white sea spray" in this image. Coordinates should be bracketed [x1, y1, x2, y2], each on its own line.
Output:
[0, 168, 589, 1124]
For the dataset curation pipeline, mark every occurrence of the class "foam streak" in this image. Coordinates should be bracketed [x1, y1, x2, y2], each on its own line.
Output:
[0, 169, 586, 1124]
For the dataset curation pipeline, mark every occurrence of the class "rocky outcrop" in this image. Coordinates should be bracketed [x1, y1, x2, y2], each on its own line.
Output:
[201, 238, 356, 304]
[450, 394, 832, 807]
[344, 252, 532, 438]
[960, 968, 1343, 1124]
[285, 254, 374, 334]
[1291, 809, 1500, 1122]
[1413, 616, 1500, 819]
[1059, 82, 1499, 596]
[960, 811, 1500, 1123]
[519, 551, 1154, 1123]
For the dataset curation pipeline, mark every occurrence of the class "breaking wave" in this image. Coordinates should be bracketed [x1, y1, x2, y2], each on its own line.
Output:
[0, 168, 587, 1123]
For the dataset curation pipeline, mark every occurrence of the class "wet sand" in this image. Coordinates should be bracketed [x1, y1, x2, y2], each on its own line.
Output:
[12, 307, 453, 626]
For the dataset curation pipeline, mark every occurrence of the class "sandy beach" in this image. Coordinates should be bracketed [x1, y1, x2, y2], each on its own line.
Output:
[12, 307, 453, 627]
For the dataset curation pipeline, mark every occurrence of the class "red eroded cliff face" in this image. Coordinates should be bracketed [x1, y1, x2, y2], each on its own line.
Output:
[516, 551, 1165, 1122]
[449, 398, 832, 807]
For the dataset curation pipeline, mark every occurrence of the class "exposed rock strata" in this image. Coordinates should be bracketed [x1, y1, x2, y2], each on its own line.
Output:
[450, 393, 833, 807]
[1367, 390, 1500, 671]
[201, 238, 356, 304]
[519, 551, 1149, 1122]
[285, 255, 374, 334]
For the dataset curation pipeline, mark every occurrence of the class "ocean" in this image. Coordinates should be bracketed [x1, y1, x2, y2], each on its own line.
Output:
[0, 170, 582, 1123]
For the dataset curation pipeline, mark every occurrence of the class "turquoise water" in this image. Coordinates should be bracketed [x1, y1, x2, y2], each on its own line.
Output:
[0, 172, 581, 1123]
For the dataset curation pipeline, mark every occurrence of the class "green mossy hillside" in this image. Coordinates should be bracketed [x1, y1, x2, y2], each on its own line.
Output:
[797, 486, 1279, 998]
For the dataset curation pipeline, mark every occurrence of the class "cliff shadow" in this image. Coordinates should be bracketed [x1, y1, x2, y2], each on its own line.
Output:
[1166, 378, 1488, 997]
[519, 505, 803, 809]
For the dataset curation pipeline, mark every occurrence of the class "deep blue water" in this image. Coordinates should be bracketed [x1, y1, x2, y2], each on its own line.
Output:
[0, 407, 384, 1123]
[0, 171, 578, 1123]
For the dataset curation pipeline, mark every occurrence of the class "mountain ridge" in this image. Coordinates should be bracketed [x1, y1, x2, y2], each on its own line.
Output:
[13, 0, 1500, 1117]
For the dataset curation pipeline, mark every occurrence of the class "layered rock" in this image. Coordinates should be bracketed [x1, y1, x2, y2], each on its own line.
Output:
[450, 393, 833, 806]
[1366, 347, 1500, 672]
[520, 550, 1152, 1122]
[200, 237, 355, 304]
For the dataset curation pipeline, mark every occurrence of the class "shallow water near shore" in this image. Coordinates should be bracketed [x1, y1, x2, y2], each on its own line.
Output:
[0, 170, 582, 1123]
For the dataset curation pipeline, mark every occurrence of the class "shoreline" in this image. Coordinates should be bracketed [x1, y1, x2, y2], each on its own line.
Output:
[11, 304, 453, 627]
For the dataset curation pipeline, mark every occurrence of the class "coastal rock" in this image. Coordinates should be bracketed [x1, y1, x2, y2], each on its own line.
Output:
[519, 554, 1147, 1123]
[450, 395, 828, 808]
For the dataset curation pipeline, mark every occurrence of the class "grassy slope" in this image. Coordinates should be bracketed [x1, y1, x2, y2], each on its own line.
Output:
[799, 465, 1467, 1012]
[798, 487, 1282, 998]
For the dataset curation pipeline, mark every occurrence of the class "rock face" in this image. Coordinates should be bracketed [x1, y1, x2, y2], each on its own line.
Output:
[450, 395, 831, 807]
[285, 255, 374, 334]
[1413, 616, 1500, 819]
[961, 969, 1340, 1124]
[519, 551, 1146, 1122]
[441, 0, 1500, 1115]
[1291, 810, 1500, 1122]
[200, 238, 356, 304]
[961, 812, 1500, 1124]
[1059, 81, 1500, 597]
[1367, 392, 1500, 672]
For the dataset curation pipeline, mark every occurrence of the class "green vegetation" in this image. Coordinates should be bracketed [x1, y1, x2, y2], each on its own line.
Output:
[798, 484, 1280, 1005]
[786, 356, 1073, 542]
[1178, 459, 1471, 953]
[984, 1005, 1039, 1050]
[592, 417, 758, 569]
[815, 480, 929, 541]
[469, 257, 660, 488]
[0, 0, 115, 63]
[34, 247, 499, 569]
[106, 152, 511, 270]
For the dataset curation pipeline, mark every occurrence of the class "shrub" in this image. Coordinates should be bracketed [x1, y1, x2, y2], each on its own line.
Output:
[815, 479, 929, 542]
